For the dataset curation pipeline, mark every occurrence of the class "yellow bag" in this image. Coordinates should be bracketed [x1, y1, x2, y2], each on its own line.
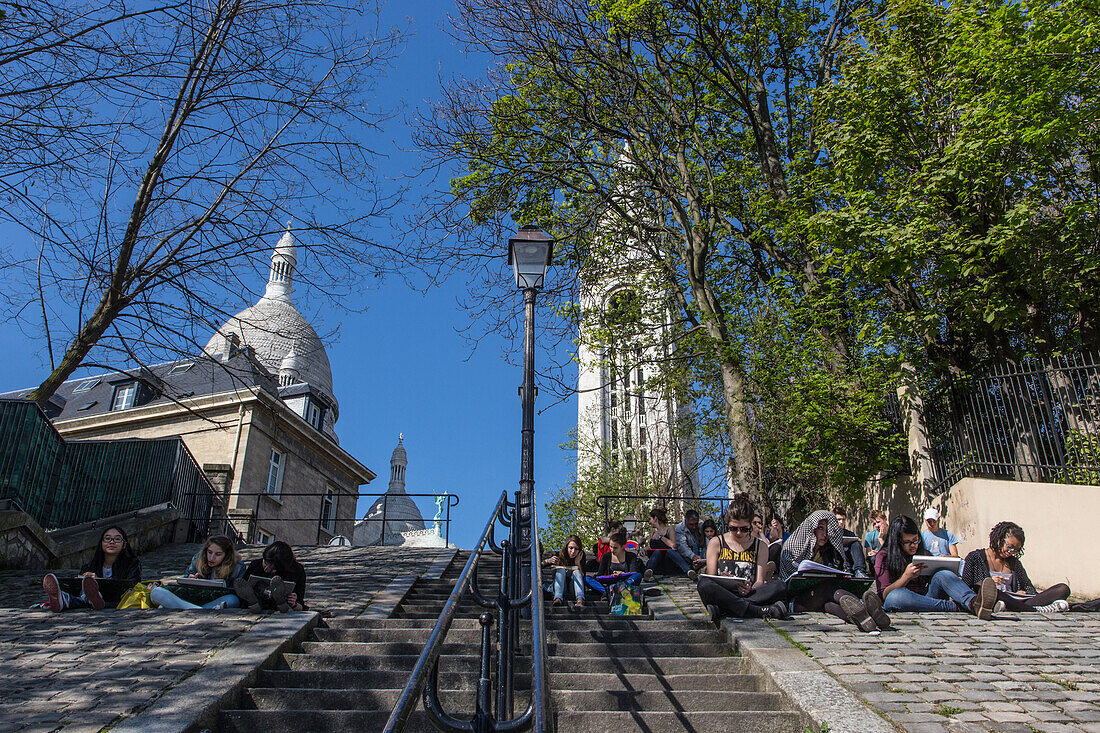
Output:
[116, 581, 160, 609]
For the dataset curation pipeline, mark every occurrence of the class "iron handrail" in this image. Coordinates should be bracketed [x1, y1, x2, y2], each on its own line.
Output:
[383, 491, 508, 733]
[528, 498, 550, 732]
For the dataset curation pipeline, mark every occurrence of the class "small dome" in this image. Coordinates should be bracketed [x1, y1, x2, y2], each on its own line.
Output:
[391, 434, 407, 464]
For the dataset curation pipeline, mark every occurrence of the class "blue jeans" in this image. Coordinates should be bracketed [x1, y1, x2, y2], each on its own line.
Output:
[645, 548, 692, 575]
[551, 567, 584, 601]
[150, 586, 241, 610]
[883, 569, 975, 613]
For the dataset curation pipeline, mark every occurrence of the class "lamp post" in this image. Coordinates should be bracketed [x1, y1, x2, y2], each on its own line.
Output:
[508, 224, 553, 554]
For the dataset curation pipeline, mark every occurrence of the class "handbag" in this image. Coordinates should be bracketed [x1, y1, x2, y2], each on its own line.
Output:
[608, 579, 643, 615]
[116, 581, 160, 610]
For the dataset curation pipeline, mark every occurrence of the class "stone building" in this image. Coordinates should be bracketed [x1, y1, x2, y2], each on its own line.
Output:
[1, 229, 375, 544]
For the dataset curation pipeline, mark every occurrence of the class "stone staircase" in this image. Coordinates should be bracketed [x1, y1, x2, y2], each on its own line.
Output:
[220, 551, 804, 732]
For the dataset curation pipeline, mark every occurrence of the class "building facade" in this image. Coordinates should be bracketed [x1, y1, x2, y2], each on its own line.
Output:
[2, 229, 375, 544]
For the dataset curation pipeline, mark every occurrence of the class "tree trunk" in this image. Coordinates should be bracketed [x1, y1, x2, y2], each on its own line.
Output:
[27, 296, 126, 405]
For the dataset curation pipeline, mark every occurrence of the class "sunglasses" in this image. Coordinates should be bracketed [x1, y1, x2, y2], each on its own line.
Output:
[729, 525, 752, 533]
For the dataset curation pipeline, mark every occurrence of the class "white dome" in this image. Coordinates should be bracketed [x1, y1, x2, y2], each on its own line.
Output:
[205, 295, 334, 399]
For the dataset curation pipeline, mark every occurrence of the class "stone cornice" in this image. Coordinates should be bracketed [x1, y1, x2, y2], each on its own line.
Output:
[54, 387, 376, 485]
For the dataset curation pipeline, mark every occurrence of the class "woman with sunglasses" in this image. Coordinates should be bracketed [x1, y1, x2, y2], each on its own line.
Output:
[41, 526, 142, 612]
[875, 515, 997, 618]
[961, 522, 1070, 613]
[697, 494, 787, 622]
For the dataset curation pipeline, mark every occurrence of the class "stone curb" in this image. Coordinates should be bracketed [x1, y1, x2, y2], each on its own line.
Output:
[110, 610, 321, 733]
[424, 548, 457, 580]
[360, 573, 419, 619]
[723, 619, 900, 733]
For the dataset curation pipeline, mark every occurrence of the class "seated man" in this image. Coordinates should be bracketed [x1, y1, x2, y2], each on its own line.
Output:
[863, 509, 888, 558]
[674, 509, 707, 571]
[920, 508, 959, 557]
[833, 506, 869, 577]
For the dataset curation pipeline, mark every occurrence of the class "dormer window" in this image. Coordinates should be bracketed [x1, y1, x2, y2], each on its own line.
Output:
[304, 397, 325, 431]
[110, 382, 138, 411]
[168, 362, 194, 375]
[74, 378, 100, 393]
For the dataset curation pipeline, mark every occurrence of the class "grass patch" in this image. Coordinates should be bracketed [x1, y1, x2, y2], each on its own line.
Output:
[934, 704, 964, 717]
[804, 724, 829, 733]
[772, 625, 813, 657]
[1040, 673, 1079, 691]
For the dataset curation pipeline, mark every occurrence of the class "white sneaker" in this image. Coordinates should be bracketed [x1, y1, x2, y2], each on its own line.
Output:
[1035, 599, 1069, 614]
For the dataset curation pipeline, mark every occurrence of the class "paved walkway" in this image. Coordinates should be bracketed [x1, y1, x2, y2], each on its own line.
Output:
[660, 574, 1100, 732]
[0, 543, 448, 733]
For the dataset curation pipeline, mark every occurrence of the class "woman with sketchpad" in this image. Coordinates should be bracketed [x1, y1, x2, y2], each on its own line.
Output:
[235, 541, 307, 612]
[40, 526, 142, 612]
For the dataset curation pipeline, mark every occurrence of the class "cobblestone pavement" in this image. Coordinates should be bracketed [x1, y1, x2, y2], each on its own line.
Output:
[660, 574, 1100, 733]
[0, 543, 446, 732]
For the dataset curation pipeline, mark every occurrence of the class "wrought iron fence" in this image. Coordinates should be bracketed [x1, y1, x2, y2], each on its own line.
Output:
[925, 352, 1100, 493]
[180, 490, 459, 546]
[0, 398, 236, 541]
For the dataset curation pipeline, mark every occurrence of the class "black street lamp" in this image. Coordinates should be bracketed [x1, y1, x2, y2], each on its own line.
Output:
[508, 224, 553, 553]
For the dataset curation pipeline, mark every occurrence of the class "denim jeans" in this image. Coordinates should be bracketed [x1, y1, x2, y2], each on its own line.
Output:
[150, 586, 241, 610]
[551, 567, 584, 601]
[645, 548, 692, 574]
[883, 569, 975, 613]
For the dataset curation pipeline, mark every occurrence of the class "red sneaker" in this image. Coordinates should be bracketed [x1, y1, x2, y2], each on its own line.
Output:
[43, 574, 64, 613]
[82, 576, 105, 610]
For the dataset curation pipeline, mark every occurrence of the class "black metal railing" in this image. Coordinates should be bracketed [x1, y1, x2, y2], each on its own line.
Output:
[181, 490, 459, 546]
[384, 490, 550, 733]
[925, 352, 1100, 493]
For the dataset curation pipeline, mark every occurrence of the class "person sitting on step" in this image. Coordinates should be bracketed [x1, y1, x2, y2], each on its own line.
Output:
[589, 519, 623, 573]
[697, 494, 788, 623]
[780, 510, 889, 633]
[961, 521, 1071, 614]
[149, 535, 246, 610]
[674, 509, 708, 573]
[863, 509, 888, 559]
[701, 518, 718, 545]
[542, 535, 587, 608]
[642, 507, 696, 581]
[766, 515, 790, 544]
[41, 526, 143, 612]
[236, 541, 307, 612]
[833, 505, 870, 578]
[920, 508, 959, 557]
[597, 530, 645, 587]
[874, 515, 997, 619]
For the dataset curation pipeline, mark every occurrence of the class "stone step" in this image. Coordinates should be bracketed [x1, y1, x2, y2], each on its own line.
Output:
[256, 669, 761, 693]
[283, 653, 745, 675]
[242, 687, 783, 713]
[325, 616, 701, 631]
[220, 709, 805, 733]
[312, 626, 720, 645]
[299, 640, 729, 657]
[258, 669, 531, 692]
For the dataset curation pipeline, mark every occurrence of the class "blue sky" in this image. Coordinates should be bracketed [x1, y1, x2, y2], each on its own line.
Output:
[0, 0, 579, 549]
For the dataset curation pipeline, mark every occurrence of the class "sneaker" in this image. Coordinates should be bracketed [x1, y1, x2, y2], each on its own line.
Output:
[862, 588, 891, 630]
[839, 594, 877, 633]
[643, 569, 655, 582]
[706, 603, 721, 626]
[268, 575, 291, 613]
[233, 577, 260, 608]
[993, 600, 1006, 614]
[686, 569, 698, 582]
[43, 574, 64, 613]
[764, 601, 789, 620]
[82, 576, 105, 611]
[970, 577, 997, 620]
[642, 586, 662, 597]
[1035, 599, 1070, 614]
[853, 569, 870, 579]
